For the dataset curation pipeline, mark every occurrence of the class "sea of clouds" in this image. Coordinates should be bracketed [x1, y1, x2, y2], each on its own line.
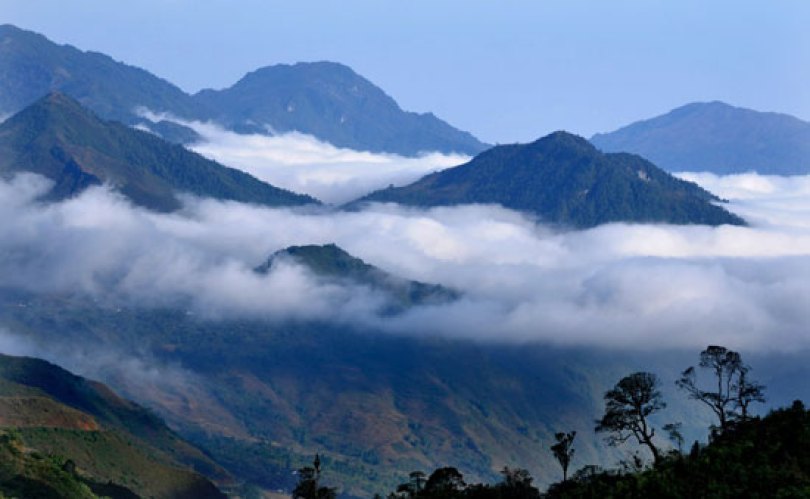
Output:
[0, 152, 809, 353]
[137, 110, 469, 204]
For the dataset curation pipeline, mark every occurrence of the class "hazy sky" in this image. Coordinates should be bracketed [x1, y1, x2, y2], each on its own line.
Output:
[3, 0, 809, 143]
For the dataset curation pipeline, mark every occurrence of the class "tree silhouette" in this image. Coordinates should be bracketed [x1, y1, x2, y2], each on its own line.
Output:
[677, 345, 765, 431]
[550, 431, 576, 481]
[596, 372, 665, 464]
[423, 467, 465, 497]
[293, 454, 336, 499]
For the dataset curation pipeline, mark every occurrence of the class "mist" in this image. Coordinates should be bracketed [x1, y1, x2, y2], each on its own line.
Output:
[137, 110, 469, 204]
[1, 169, 809, 352]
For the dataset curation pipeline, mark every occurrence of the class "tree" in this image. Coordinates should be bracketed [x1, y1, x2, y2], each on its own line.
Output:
[677, 345, 765, 431]
[736, 367, 766, 420]
[423, 467, 465, 497]
[393, 471, 426, 498]
[550, 431, 576, 482]
[498, 467, 540, 499]
[409, 471, 426, 495]
[663, 422, 684, 453]
[596, 372, 665, 464]
[293, 455, 336, 499]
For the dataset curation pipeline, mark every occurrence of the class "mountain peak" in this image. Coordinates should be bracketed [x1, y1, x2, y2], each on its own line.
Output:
[531, 130, 597, 152]
[0, 95, 319, 210]
[194, 61, 488, 156]
[256, 244, 458, 313]
[354, 130, 745, 228]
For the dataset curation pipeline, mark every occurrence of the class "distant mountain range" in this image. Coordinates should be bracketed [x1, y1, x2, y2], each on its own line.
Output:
[0, 93, 318, 211]
[0, 353, 227, 498]
[0, 24, 486, 156]
[0, 24, 204, 142]
[354, 131, 745, 228]
[591, 101, 810, 175]
[256, 244, 459, 314]
[194, 61, 486, 156]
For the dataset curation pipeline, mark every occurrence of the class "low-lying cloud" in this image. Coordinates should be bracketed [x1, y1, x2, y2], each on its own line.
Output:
[137, 110, 468, 204]
[0, 171, 809, 352]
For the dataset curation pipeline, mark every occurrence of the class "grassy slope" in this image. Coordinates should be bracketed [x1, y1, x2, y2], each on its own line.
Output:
[0, 353, 228, 498]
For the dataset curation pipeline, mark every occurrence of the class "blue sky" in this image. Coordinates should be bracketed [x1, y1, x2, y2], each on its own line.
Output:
[3, 0, 808, 143]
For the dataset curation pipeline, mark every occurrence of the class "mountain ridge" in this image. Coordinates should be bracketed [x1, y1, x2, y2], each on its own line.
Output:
[353, 131, 745, 228]
[256, 243, 459, 314]
[0, 92, 319, 211]
[590, 101, 810, 175]
[0, 24, 486, 155]
[193, 61, 488, 156]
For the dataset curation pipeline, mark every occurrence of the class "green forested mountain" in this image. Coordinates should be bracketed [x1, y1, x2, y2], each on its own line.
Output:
[590, 101, 810, 175]
[256, 244, 459, 313]
[0, 24, 204, 138]
[354, 131, 745, 228]
[193, 61, 487, 156]
[0, 353, 227, 498]
[0, 93, 319, 211]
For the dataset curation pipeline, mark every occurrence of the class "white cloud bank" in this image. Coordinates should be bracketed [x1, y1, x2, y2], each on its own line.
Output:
[137, 110, 468, 204]
[1, 170, 809, 352]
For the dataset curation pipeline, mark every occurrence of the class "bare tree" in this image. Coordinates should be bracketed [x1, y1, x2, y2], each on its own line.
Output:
[736, 367, 766, 420]
[596, 372, 665, 464]
[550, 431, 576, 482]
[677, 345, 765, 431]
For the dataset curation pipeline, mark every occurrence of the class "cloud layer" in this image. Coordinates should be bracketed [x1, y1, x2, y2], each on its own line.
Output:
[1, 169, 809, 352]
[138, 111, 469, 204]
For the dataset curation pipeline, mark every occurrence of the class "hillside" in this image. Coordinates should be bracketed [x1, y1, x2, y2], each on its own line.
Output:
[590, 101, 810, 175]
[0, 353, 227, 498]
[194, 61, 487, 156]
[0, 93, 318, 211]
[256, 244, 459, 313]
[0, 290, 632, 497]
[0, 24, 204, 142]
[354, 131, 745, 228]
[545, 401, 810, 498]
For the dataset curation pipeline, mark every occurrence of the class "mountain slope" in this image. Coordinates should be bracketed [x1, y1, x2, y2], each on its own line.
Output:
[590, 101, 810, 175]
[0, 25, 487, 155]
[0, 93, 318, 211]
[256, 244, 458, 313]
[354, 131, 745, 228]
[194, 61, 487, 156]
[0, 24, 204, 140]
[0, 353, 227, 498]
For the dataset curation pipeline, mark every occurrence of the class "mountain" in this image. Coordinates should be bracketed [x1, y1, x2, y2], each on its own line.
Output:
[3, 289, 809, 496]
[0, 25, 487, 155]
[0, 93, 318, 211]
[194, 61, 487, 156]
[0, 24, 204, 140]
[255, 244, 459, 313]
[0, 291, 623, 496]
[353, 131, 745, 228]
[590, 101, 810, 175]
[0, 352, 227, 498]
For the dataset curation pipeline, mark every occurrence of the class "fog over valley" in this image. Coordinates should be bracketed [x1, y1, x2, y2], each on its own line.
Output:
[1, 162, 808, 352]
